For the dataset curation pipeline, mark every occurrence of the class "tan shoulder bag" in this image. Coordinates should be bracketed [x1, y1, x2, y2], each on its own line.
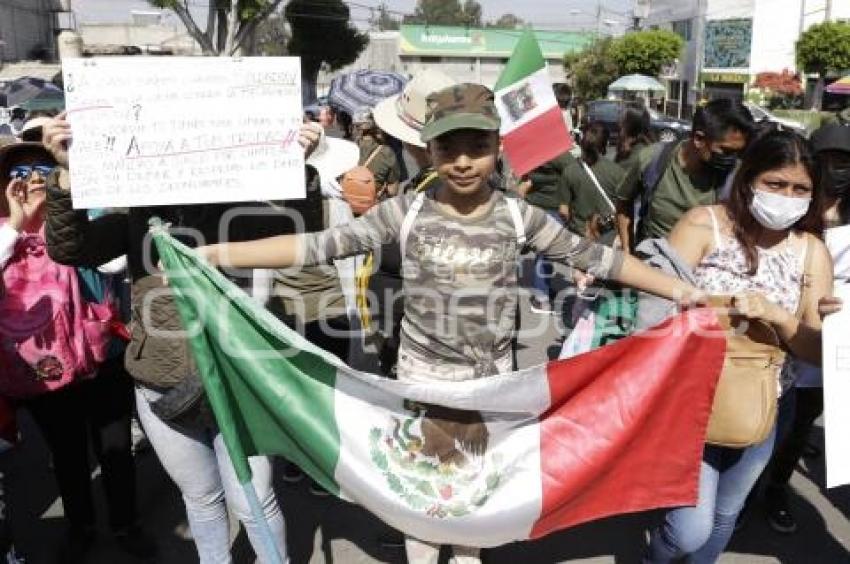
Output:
[705, 233, 814, 448]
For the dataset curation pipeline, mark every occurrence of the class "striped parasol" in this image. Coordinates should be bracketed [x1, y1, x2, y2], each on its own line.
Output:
[328, 70, 407, 115]
[826, 75, 850, 95]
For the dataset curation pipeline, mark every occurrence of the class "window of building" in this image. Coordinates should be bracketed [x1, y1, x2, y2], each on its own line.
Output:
[419, 56, 442, 63]
[668, 80, 680, 100]
[671, 19, 692, 41]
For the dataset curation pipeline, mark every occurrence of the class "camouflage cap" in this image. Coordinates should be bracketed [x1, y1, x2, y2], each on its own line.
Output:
[420, 83, 501, 143]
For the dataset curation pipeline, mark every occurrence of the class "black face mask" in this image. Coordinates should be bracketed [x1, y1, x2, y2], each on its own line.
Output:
[823, 165, 850, 198]
[705, 151, 738, 175]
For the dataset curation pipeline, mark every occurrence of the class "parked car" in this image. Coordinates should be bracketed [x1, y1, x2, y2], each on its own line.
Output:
[743, 102, 807, 136]
[583, 100, 691, 144]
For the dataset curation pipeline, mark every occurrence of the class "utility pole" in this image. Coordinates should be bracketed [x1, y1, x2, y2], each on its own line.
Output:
[826, 0, 833, 21]
[596, 0, 602, 36]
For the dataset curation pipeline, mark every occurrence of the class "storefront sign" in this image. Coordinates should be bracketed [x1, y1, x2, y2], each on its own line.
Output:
[400, 25, 593, 59]
[701, 72, 750, 84]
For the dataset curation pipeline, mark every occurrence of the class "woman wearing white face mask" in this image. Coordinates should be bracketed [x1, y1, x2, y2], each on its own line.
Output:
[645, 129, 834, 564]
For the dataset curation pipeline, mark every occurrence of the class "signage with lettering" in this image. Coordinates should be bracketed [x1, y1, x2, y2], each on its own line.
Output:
[62, 57, 305, 209]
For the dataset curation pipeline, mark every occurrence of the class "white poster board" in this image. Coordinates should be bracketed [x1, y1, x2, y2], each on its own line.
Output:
[62, 57, 305, 209]
[823, 280, 850, 489]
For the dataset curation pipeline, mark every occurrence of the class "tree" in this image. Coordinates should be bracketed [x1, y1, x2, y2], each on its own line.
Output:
[404, 0, 483, 27]
[148, 0, 286, 55]
[286, 0, 369, 103]
[487, 13, 523, 29]
[609, 29, 683, 77]
[253, 13, 287, 56]
[372, 3, 401, 31]
[563, 37, 620, 101]
[796, 21, 850, 110]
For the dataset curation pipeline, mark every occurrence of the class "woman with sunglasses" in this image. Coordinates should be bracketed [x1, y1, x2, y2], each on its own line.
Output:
[0, 141, 154, 563]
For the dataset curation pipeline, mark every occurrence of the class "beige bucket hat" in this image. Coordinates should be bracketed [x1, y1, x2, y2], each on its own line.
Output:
[372, 69, 456, 148]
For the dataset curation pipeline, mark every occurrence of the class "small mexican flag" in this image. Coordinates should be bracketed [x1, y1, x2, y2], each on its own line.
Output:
[495, 29, 574, 176]
[154, 227, 724, 548]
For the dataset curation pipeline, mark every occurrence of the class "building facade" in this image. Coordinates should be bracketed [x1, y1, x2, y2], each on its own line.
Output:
[0, 0, 61, 63]
[645, 0, 850, 116]
[318, 25, 594, 95]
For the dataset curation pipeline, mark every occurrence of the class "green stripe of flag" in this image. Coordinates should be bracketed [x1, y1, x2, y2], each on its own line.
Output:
[494, 28, 546, 92]
[152, 224, 341, 493]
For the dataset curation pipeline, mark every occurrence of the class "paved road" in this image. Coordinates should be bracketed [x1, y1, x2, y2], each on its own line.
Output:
[7, 263, 850, 563]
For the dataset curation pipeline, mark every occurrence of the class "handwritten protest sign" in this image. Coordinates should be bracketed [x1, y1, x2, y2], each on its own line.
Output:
[62, 57, 305, 209]
[823, 282, 850, 488]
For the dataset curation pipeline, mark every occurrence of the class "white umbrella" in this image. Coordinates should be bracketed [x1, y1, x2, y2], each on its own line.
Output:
[608, 74, 666, 93]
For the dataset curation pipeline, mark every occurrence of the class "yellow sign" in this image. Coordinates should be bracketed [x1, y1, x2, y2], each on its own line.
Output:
[701, 72, 749, 84]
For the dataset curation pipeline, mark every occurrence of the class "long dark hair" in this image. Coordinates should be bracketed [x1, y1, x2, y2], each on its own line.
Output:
[580, 122, 609, 166]
[725, 129, 823, 275]
[616, 106, 652, 163]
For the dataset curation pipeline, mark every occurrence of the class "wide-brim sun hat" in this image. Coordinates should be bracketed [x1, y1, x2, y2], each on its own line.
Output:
[306, 133, 360, 182]
[372, 69, 456, 148]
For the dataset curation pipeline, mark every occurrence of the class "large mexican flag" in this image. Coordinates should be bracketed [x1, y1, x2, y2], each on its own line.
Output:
[153, 227, 724, 548]
[494, 29, 574, 176]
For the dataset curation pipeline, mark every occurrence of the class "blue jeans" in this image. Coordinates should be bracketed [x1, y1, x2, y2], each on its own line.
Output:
[136, 387, 287, 564]
[646, 393, 793, 564]
[532, 209, 563, 302]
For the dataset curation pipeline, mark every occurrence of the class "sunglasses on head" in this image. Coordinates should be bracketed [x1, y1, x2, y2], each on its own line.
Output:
[8, 164, 55, 180]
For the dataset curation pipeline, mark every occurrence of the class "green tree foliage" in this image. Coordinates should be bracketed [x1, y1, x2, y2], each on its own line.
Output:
[148, 0, 286, 55]
[404, 0, 483, 27]
[796, 21, 850, 109]
[253, 13, 287, 56]
[487, 13, 524, 29]
[609, 29, 683, 77]
[373, 3, 401, 31]
[563, 37, 620, 101]
[796, 21, 850, 76]
[285, 0, 369, 102]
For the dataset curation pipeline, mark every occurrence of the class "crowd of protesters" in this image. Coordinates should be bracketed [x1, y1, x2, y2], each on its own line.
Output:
[0, 70, 848, 564]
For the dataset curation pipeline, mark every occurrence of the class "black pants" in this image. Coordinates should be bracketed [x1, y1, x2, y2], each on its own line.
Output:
[24, 357, 136, 533]
[769, 387, 824, 487]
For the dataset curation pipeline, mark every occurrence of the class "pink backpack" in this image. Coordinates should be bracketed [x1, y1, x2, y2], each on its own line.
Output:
[0, 225, 113, 398]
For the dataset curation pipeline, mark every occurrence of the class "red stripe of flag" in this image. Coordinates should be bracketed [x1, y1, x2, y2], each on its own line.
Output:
[501, 105, 573, 176]
[531, 308, 725, 538]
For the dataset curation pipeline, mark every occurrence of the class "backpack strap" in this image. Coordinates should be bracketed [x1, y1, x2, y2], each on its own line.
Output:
[636, 141, 678, 231]
[399, 192, 426, 260]
[363, 146, 382, 168]
[580, 161, 616, 213]
[504, 197, 527, 247]
[413, 170, 439, 193]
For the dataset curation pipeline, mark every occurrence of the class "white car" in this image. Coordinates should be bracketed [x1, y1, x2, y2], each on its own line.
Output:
[743, 103, 807, 136]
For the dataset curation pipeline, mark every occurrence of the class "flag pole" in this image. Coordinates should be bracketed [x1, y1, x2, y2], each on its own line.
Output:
[241, 479, 285, 564]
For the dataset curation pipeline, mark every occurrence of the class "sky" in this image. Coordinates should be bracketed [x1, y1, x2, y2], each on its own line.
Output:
[72, 0, 636, 33]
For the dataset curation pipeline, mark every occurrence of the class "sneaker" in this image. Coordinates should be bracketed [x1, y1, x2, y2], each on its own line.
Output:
[281, 462, 304, 484]
[114, 525, 157, 560]
[308, 480, 330, 497]
[765, 488, 798, 534]
[529, 297, 554, 315]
